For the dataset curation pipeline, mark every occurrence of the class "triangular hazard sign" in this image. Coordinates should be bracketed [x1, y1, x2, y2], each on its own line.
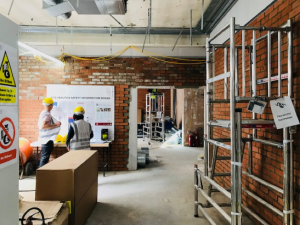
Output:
[0, 51, 15, 87]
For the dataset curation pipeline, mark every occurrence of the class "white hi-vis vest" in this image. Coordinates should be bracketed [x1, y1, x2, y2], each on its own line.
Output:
[70, 120, 92, 150]
[38, 111, 60, 144]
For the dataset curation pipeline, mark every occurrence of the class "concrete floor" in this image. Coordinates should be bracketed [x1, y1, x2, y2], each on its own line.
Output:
[19, 141, 254, 225]
[87, 142, 254, 225]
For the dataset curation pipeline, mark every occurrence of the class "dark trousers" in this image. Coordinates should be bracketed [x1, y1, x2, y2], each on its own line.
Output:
[38, 140, 54, 168]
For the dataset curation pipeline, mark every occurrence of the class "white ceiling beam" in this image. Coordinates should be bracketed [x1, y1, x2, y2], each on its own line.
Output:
[19, 45, 206, 58]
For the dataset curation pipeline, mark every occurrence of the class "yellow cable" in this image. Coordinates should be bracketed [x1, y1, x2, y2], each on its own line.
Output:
[130, 47, 205, 65]
[34, 54, 54, 64]
[131, 46, 205, 62]
[62, 46, 130, 61]
[33, 45, 205, 65]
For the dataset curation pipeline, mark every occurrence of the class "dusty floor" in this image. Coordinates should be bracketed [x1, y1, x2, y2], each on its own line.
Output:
[19, 140, 254, 225]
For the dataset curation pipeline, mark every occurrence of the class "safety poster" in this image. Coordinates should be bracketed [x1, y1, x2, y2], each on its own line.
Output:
[47, 85, 115, 141]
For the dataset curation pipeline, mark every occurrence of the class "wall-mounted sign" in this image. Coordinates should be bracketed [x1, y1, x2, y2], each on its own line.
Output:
[0, 42, 18, 106]
[270, 96, 299, 129]
[47, 85, 115, 141]
[0, 41, 18, 170]
[247, 100, 267, 114]
[0, 107, 18, 169]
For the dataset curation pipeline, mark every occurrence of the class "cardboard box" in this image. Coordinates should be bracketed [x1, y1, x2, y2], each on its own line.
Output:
[19, 199, 69, 225]
[36, 150, 98, 225]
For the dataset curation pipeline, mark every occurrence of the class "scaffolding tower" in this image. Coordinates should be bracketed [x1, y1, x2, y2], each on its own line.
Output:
[194, 17, 294, 225]
[143, 93, 165, 144]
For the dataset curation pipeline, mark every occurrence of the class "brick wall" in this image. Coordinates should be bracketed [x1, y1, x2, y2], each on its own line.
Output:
[19, 57, 205, 170]
[211, 0, 300, 224]
[137, 89, 171, 121]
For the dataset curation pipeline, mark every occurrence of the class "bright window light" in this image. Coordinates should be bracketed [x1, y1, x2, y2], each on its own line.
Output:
[18, 42, 63, 66]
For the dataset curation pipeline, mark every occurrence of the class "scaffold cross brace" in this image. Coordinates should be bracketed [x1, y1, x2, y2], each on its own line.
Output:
[231, 162, 242, 167]
[231, 212, 242, 216]
[283, 210, 294, 214]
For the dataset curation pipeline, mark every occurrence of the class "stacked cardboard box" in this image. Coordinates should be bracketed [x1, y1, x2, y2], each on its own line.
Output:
[36, 150, 98, 225]
[19, 198, 69, 225]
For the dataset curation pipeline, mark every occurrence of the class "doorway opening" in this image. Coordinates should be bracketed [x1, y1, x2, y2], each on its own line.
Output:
[136, 87, 205, 150]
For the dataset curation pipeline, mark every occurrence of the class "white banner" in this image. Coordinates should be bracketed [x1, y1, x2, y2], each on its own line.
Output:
[47, 85, 115, 141]
[270, 96, 299, 129]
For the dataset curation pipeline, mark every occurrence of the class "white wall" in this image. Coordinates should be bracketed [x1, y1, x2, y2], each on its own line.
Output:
[176, 89, 185, 129]
[128, 87, 137, 170]
[209, 0, 275, 44]
[0, 14, 19, 224]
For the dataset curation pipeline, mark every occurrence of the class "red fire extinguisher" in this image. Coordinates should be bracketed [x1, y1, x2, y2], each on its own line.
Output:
[188, 132, 194, 147]
[194, 130, 199, 147]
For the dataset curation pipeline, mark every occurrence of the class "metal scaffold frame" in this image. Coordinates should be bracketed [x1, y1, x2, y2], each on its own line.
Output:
[143, 93, 165, 144]
[194, 17, 294, 225]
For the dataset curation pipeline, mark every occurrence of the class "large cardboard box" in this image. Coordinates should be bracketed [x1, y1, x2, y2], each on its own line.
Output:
[19, 199, 69, 225]
[36, 150, 98, 225]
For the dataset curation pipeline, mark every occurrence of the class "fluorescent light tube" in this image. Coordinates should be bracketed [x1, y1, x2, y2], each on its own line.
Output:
[18, 42, 62, 65]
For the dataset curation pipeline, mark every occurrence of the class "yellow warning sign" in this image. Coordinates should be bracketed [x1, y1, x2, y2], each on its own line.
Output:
[0, 52, 16, 87]
[0, 86, 16, 103]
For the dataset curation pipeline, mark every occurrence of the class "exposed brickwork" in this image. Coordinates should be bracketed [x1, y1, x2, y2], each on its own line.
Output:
[19, 57, 205, 171]
[137, 89, 171, 120]
[211, 0, 300, 224]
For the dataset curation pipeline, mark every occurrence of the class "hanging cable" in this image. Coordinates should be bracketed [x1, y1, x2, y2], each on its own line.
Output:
[131, 46, 205, 64]
[131, 46, 205, 61]
[32, 46, 205, 65]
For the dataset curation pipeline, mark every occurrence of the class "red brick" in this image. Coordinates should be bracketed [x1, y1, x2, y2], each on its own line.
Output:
[19, 57, 206, 171]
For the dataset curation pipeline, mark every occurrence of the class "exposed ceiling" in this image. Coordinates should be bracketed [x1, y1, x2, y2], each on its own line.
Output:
[0, 0, 211, 29]
[0, 0, 238, 57]
[0, 0, 238, 36]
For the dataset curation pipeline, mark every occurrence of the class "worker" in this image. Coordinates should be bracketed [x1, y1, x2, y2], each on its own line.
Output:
[66, 106, 94, 151]
[38, 97, 61, 168]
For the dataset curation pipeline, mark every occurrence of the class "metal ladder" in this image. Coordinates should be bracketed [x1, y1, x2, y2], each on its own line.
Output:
[206, 137, 251, 200]
[194, 17, 294, 225]
[143, 93, 165, 144]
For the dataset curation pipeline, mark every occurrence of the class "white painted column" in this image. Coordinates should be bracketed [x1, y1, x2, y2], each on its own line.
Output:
[128, 87, 137, 170]
[0, 13, 19, 224]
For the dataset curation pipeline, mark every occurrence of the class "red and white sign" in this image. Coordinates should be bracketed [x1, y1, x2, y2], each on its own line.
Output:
[0, 107, 18, 169]
[0, 149, 17, 164]
[257, 73, 288, 84]
[0, 117, 15, 149]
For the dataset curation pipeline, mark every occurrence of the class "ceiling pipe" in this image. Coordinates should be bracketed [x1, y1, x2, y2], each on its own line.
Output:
[19, 26, 206, 35]
[190, 9, 192, 46]
[148, 8, 151, 43]
[149, 0, 152, 43]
